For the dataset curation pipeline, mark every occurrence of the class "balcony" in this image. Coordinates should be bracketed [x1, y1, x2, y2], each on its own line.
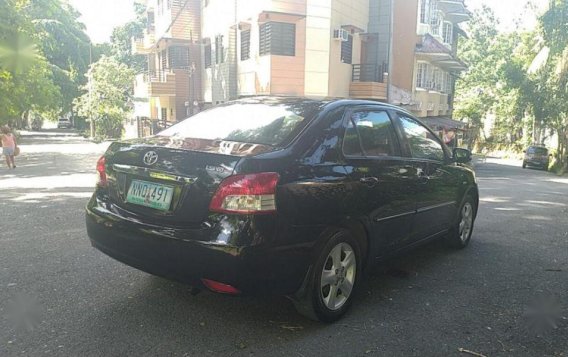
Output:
[349, 63, 388, 101]
[135, 70, 176, 97]
[131, 30, 156, 55]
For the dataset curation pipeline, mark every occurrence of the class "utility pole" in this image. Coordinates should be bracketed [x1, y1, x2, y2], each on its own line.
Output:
[89, 44, 95, 138]
[189, 61, 196, 117]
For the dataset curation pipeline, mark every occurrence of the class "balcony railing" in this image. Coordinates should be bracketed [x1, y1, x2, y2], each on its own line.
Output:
[144, 69, 174, 82]
[352, 63, 388, 83]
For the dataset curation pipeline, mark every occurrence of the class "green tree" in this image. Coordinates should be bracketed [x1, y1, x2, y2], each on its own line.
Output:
[538, 0, 568, 168]
[74, 56, 135, 139]
[454, 6, 523, 149]
[0, 0, 61, 126]
[109, 3, 147, 72]
[27, 0, 92, 115]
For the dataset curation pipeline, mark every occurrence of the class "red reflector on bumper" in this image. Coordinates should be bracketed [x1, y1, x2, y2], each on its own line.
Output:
[201, 278, 241, 295]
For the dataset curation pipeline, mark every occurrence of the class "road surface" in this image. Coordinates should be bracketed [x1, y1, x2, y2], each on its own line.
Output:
[1, 131, 567, 356]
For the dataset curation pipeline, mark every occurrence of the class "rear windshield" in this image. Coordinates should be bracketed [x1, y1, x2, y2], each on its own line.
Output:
[158, 102, 321, 146]
[527, 146, 548, 155]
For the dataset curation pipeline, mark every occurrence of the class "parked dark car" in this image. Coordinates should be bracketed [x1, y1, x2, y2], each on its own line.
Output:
[522, 145, 550, 170]
[86, 97, 478, 322]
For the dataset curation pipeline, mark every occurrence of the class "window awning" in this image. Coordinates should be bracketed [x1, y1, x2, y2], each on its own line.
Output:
[438, 0, 471, 23]
[258, 11, 306, 23]
[415, 34, 468, 72]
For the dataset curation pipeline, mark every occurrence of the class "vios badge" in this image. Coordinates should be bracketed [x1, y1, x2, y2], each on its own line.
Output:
[143, 151, 158, 166]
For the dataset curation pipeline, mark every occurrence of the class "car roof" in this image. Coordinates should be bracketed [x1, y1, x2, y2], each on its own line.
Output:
[225, 96, 413, 116]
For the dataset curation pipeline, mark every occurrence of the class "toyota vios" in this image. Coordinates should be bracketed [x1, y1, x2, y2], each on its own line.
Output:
[86, 97, 478, 322]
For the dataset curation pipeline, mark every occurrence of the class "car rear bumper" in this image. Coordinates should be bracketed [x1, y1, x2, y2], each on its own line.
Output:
[85, 194, 311, 295]
[524, 159, 548, 167]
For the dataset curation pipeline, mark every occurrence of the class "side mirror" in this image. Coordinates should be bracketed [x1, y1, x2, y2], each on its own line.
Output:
[453, 148, 472, 164]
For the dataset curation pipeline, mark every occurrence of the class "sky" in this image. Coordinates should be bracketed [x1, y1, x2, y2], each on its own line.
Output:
[69, 0, 136, 44]
[69, 0, 549, 44]
[466, 0, 549, 32]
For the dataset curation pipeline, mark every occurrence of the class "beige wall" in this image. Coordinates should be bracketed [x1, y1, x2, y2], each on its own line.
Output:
[270, 19, 306, 96]
[391, 0, 419, 92]
[201, 0, 374, 100]
[304, 0, 332, 97]
[327, 0, 368, 97]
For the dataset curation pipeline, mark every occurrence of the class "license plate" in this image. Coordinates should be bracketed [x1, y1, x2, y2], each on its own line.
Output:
[126, 180, 174, 211]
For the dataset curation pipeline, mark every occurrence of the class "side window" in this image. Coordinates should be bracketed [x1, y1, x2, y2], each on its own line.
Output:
[343, 110, 400, 157]
[398, 115, 445, 161]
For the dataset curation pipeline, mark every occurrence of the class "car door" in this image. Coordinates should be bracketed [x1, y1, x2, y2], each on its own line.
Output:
[341, 107, 417, 257]
[395, 113, 459, 242]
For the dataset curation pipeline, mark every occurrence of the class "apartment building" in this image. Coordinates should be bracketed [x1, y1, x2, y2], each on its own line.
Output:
[374, 0, 470, 117]
[131, 0, 469, 137]
[200, 0, 386, 105]
[131, 0, 201, 134]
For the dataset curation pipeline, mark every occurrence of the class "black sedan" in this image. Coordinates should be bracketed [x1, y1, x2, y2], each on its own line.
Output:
[86, 97, 478, 322]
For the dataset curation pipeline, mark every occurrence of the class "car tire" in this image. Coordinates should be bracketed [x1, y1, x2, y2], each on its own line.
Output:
[292, 230, 361, 323]
[522, 162, 526, 169]
[446, 195, 476, 249]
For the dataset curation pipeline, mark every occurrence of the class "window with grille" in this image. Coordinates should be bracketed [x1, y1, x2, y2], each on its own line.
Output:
[259, 22, 296, 56]
[420, 0, 430, 24]
[215, 35, 224, 64]
[432, 68, 442, 91]
[429, 0, 438, 22]
[204, 41, 211, 68]
[430, 11, 441, 36]
[341, 33, 353, 64]
[443, 22, 453, 44]
[416, 63, 428, 88]
[445, 72, 452, 93]
[169, 46, 189, 69]
[241, 29, 250, 61]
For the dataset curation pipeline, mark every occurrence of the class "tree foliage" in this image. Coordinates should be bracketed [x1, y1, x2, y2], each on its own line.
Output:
[109, 3, 147, 73]
[454, 1, 568, 169]
[0, 0, 91, 126]
[74, 56, 135, 139]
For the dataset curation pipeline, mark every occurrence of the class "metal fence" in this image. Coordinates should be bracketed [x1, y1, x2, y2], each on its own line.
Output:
[351, 63, 388, 83]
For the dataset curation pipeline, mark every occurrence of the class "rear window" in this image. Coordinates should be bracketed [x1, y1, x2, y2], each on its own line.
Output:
[158, 102, 321, 146]
[527, 146, 547, 155]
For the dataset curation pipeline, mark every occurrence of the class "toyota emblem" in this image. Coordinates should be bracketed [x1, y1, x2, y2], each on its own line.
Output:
[143, 151, 158, 166]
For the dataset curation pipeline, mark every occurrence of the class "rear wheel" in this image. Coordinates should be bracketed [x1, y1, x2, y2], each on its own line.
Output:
[446, 195, 476, 249]
[292, 230, 360, 323]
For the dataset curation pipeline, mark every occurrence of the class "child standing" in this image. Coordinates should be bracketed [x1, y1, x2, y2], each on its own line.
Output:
[1, 125, 17, 169]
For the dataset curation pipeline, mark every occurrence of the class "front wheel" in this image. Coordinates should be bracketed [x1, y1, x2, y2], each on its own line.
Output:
[446, 196, 476, 249]
[292, 230, 361, 323]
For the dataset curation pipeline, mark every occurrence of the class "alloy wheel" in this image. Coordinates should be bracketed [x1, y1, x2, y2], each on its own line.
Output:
[320, 242, 356, 311]
[459, 202, 474, 242]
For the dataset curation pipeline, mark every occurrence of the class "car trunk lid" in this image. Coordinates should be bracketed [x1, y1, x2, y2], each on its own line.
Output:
[103, 136, 275, 225]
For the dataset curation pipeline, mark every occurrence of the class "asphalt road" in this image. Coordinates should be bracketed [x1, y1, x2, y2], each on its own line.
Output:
[1, 132, 567, 357]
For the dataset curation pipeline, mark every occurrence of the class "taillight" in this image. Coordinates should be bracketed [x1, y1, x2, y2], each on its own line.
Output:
[209, 172, 279, 214]
[96, 156, 107, 187]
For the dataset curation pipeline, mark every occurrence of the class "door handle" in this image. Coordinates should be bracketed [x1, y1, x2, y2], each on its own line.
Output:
[360, 177, 380, 186]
